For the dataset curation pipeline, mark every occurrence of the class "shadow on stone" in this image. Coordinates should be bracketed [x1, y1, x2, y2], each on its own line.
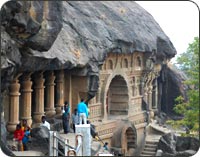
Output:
[29, 126, 50, 155]
[157, 133, 200, 156]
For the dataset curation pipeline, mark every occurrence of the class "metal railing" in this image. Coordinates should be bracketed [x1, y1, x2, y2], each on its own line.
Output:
[49, 131, 83, 156]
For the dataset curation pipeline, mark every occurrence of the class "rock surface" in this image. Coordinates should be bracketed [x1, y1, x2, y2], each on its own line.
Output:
[0, 112, 15, 156]
[1, 1, 176, 94]
[29, 126, 50, 155]
[159, 63, 188, 117]
[157, 133, 200, 156]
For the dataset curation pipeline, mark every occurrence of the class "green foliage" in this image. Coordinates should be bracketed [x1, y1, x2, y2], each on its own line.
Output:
[170, 37, 199, 133]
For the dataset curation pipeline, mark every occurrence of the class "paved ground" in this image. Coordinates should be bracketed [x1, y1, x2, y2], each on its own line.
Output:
[12, 151, 44, 156]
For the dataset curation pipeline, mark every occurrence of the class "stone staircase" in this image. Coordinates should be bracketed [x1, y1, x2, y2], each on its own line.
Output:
[141, 140, 158, 156]
[140, 134, 161, 156]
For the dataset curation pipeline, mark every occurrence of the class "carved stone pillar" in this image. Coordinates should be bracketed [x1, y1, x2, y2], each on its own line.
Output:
[143, 86, 148, 103]
[55, 70, 64, 115]
[33, 72, 45, 123]
[103, 90, 109, 120]
[148, 86, 153, 110]
[20, 73, 33, 126]
[96, 89, 101, 103]
[152, 79, 158, 109]
[7, 78, 21, 132]
[136, 83, 140, 96]
[45, 71, 56, 117]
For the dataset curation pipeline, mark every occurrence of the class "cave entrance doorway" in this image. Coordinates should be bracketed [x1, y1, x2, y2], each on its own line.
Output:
[125, 127, 136, 150]
[122, 127, 137, 155]
[107, 75, 129, 116]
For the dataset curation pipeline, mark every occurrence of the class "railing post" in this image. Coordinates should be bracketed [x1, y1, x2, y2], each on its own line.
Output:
[75, 134, 83, 156]
[53, 132, 58, 156]
[49, 131, 54, 156]
[76, 124, 91, 156]
[64, 139, 68, 156]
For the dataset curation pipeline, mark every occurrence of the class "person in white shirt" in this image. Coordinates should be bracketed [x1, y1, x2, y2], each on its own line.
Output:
[40, 116, 50, 130]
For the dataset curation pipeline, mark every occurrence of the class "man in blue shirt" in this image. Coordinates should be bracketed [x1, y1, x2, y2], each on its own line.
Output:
[77, 98, 88, 124]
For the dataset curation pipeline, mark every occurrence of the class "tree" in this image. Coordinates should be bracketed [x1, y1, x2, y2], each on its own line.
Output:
[168, 37, 199, 134]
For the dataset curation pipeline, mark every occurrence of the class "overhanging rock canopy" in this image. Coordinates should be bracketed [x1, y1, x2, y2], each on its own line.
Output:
[1, 1, 176, 72]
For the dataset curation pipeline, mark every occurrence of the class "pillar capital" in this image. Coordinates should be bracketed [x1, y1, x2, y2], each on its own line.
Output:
[45, 71, 56, 86]
[23, 72, 33, 81]
[9, 80, 21, 96]
[55, 70, 64, 83]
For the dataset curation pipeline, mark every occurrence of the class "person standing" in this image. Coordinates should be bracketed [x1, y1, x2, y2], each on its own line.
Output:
[62, 101, 70, 134]
[22, 126, 31, 151]
[64, 101, 70, 113]
[40, 116, 50, 130]
[13, 124, 24, 151]
[103, 142, 109, 151]
[72, 108, 79, 133]
[21, 119, 31, 132]
[77, 98, 88, 124]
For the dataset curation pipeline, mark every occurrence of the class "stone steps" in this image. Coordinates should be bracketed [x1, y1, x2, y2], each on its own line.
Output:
[140, 136, 159, 156]
[144, 147, 157, 152]
[146, 141, 158, 145]
[141, 150, 156, 156]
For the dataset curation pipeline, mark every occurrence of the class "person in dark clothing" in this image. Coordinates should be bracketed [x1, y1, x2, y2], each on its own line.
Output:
[22, 126, 31, 151]
[62, 102, 70, 134]
[103, 142, 109, 151]
[72, 108, 79, 133]
[87, 120, 98, 138]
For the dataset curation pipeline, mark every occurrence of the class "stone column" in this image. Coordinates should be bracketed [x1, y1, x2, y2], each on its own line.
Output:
[143, 86, 148, 103]
[20, 73, 33, 126]
[96, 88, 101, 103]
[45, 71, 56, 117]
[7, 78, 21, 132]
[148, 86, 153, 110]
[33, 72, 45, 123]
[55, 70, 64, 115]
[103, 90, 108, 120]
[148, 85, 154, 118]
[152, 79, 158, 109]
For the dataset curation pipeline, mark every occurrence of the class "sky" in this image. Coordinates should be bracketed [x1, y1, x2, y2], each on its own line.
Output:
[136, 1, 199, 63]
[0, 0, 199, 63]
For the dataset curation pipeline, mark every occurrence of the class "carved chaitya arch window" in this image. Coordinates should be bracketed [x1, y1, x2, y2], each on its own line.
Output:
[136, 56, 142, 67]
[104, 63, 106, 70]
[123, 58, 128, 68]
[108, 59, 113, 70]
[132, 76, 136, 96]
[99, 65, 103, 70]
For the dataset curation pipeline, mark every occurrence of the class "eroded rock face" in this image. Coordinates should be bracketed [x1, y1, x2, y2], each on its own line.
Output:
[1, 112, 15, 156]
[157, 133, 200, 156]
[1, 1, 63, 51]
[1, 1, 176, 95]
[29, 126, 50, 154]
[159, 64, 188, 117]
